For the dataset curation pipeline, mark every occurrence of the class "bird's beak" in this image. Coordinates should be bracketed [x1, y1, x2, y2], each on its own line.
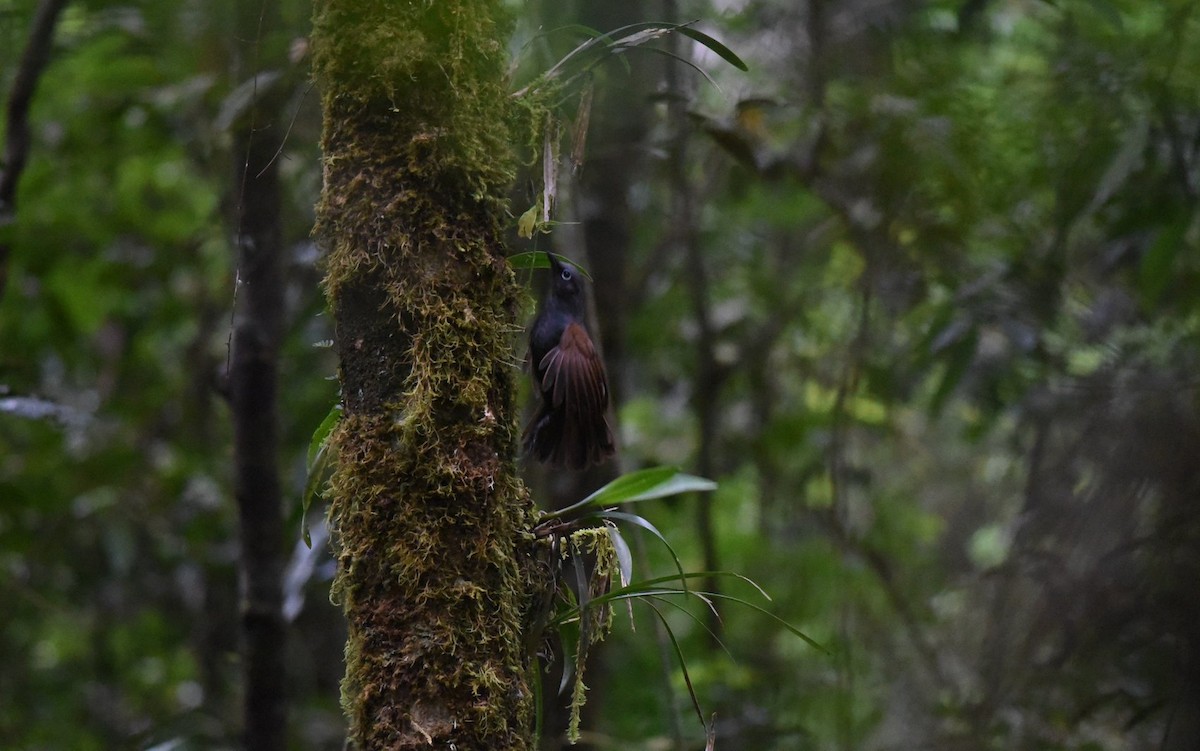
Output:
[546, 252, 564, 274]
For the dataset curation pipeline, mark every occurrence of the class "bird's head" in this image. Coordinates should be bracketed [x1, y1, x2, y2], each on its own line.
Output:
[547, 252, 584, 305]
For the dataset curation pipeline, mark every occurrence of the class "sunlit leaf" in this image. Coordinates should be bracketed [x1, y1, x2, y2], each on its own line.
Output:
[517, 203, 539, 238]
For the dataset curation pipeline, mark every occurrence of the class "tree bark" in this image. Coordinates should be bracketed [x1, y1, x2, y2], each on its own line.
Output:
[311, 2, 536, 749]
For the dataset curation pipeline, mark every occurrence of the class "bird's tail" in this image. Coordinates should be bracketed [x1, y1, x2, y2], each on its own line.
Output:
[522, 402, 614, 469]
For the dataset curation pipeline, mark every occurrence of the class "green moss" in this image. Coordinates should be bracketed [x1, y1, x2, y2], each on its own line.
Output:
[311, 1, 546, 748]
[562, 528, 617, 744]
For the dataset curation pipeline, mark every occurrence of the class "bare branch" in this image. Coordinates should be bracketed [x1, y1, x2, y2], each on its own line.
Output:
[0, 0, 70, 299]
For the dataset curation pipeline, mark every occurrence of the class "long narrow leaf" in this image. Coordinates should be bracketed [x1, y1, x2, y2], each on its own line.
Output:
[595, 510, 687, 585]
[676, 25, 749, 71]
[516, 20, 745, 98]
[559, 584, 825, 654]
[300, 405, 340, 548]
[557, 588, 708, 625]
[537, 23, 608, 44]
[299, 439, 332, 549]
[683, 591, 828, 654]
[625, 44, 720, 89]
[560, 570, 771, 616]
[647, 601, 706, 728]
[532, 657, 544, 742]
[558, 637, 576, 697]
[606, 523, 633, 588]
[528, 21, 658, 89]
[571, 547, 590, 613]
[648, 594, 734, 659]
[608, 26, 673, 50]
[547, 588, 678, 626]
[607, 523, 636, 626]
[611, 570, 772, 601]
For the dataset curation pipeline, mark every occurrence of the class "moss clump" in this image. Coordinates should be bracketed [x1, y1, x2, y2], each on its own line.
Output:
[561, 527, 617, 744]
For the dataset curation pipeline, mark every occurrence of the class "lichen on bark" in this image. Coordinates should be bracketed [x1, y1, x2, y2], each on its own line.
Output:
[310, 1, 538, 748]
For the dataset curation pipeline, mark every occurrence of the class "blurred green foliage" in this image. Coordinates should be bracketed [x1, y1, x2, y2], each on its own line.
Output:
[1, 1, 333, 748]
[2, 0, 1198, 749]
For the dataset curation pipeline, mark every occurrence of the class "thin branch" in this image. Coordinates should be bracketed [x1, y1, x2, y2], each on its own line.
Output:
[0, 0, 70, 299]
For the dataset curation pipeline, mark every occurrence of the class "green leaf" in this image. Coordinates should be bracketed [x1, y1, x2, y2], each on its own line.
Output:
[540, 465, 715, 523]
[646, 601, 707, 727]
[606, 523, 633, 588]
[307, 403, 341, 469]
[544, 466, 717, 521]
[648, 594, 733, 659]
[507, 251, 593, 280]
[595, 585, 827, 655]
[589, 467, 715, 503]
[610, 570, 771, 601]
[532, 652, 545, 742]
[557, 566, 824, 654]
[557, 631, 577, 696]
[700, 592, 827, 654]
[583, 466, 679, 504]
[301, 404, 341, 548]
[515, 20, 746, 98]
[628, 44, 720, 89]
[675, 25, 748, 71]
[516, 203, 539, 239]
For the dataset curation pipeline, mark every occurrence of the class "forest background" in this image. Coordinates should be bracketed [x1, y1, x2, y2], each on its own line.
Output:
[2, 0, 1199, 749]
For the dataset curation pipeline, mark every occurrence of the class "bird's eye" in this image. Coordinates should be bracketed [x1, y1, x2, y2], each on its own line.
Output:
[560, 269, 572, 281]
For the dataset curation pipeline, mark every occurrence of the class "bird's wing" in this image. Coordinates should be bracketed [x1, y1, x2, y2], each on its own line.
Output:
[539, 321, 608, 414]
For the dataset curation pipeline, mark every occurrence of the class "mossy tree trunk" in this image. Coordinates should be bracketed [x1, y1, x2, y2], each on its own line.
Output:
[311, 2, 536, 750]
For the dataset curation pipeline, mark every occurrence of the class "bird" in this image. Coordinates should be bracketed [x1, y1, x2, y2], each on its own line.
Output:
[523, 252, 615, 468]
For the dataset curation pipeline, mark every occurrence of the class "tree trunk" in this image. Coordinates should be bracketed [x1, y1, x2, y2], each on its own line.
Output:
[311, 3, 536, 749]
[229, 1, 288, 748]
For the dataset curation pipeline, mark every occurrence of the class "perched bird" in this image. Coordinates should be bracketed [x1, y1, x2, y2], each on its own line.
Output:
[524, 253, 615, 468]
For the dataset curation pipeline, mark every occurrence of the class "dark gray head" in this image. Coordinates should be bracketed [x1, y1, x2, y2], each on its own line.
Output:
[546, 253, 586, 317]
